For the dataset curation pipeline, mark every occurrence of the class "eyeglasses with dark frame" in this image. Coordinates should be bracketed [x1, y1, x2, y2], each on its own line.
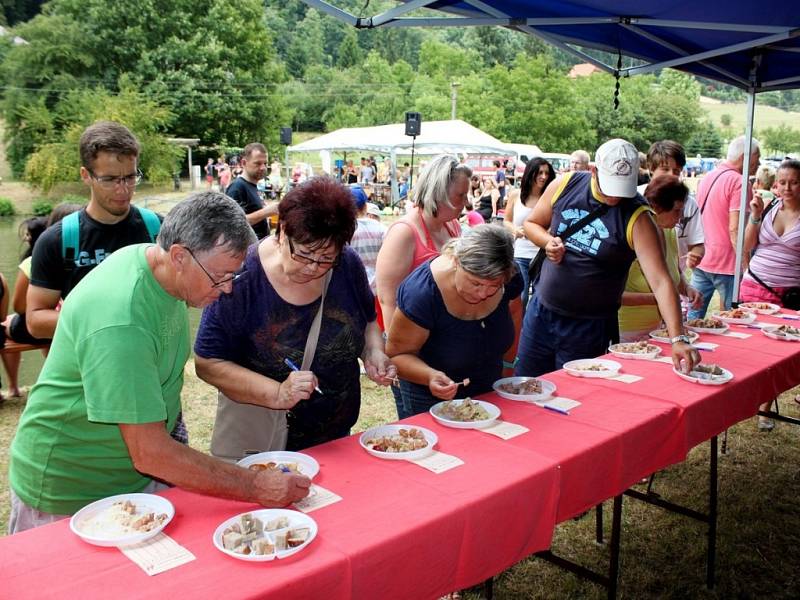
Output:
[287, 237, 340, 268]
[88, 169, 144, 189]
[183, 246, 242, 288]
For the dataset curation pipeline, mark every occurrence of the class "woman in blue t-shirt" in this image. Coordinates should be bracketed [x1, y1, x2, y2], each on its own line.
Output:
[386, 224, 522, 415]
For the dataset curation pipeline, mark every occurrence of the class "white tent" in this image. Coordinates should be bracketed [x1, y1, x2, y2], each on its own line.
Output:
[287, 119, 515, 204]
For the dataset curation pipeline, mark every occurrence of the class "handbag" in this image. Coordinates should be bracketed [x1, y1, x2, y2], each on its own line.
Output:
[528, 203, 610, 284]
[210, 270, 333, 461]
[747, 268, 800, 310]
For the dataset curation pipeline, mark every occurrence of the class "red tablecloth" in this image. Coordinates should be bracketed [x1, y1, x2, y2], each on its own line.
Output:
[2, 313, 799, 599]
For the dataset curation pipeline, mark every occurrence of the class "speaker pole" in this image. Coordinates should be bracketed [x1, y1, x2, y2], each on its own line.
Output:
[409, 135, 416, 191]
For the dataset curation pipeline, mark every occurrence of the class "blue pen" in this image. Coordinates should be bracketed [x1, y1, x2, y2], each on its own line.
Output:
[283, 358, 323, 395]
[542, 404, 570, 416]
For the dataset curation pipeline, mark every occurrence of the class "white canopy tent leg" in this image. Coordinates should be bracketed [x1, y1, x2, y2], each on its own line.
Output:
[732, 86, 757, 304]
[390, 148, 399, 207]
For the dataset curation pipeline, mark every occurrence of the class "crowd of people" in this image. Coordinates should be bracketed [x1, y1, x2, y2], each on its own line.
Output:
[2, 119, 798, 540]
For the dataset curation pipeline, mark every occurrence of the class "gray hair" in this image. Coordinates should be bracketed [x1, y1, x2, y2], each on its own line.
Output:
[414, 154, 472, 218]
[157, 191, 256, 254]
[442, 224, 516, 281]
[570, 150, 590, 166]
[727, 135, 760, 162]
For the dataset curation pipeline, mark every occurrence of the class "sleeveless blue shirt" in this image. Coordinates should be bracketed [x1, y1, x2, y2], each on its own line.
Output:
[536, 171, 650, 318]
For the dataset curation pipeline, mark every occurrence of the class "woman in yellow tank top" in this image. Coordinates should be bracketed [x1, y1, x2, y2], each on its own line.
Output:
[619, 175, 703, 342]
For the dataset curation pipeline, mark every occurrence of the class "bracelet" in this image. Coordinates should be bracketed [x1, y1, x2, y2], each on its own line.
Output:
[749, 216, 762, 225]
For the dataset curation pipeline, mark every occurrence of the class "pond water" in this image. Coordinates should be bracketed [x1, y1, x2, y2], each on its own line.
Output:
[0, 215, 202, 390]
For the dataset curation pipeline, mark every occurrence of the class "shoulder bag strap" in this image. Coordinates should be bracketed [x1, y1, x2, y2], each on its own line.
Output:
[745, 198, 780, 295]
[698, 168, 735, 215]
[61, 211, 80, 264]
[300, 269, 333, 370]
[136, 206, 162, 242]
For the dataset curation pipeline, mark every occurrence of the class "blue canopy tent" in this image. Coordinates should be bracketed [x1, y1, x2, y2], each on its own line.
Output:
[300, 0, 800, 300]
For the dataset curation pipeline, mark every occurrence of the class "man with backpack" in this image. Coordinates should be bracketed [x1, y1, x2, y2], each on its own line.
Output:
[26, 121, 161, 340]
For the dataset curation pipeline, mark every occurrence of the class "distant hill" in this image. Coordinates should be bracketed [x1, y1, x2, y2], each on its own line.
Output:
[700, 96, 800, 135]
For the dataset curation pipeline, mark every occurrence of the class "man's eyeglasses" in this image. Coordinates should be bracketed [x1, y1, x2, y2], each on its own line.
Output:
[287, 237, 339, 268]
[184, 246, 241, 288]
[88, 169, 144, 189]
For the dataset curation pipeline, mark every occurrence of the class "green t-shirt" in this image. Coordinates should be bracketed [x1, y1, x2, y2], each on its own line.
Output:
[10, 244, 189, 515]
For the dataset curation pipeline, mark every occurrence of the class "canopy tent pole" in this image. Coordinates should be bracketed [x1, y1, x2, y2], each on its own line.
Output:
[390, 148, 399, 207]
[732, 58, 760, 304]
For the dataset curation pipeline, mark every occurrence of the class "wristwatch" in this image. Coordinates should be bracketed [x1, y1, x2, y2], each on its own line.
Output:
[670, 334, 692, 345]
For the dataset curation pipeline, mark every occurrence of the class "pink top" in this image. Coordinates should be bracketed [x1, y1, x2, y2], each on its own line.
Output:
[696, 161, 750, 275]
[388, 210, 461, 271]
[745, 199, 800, 288]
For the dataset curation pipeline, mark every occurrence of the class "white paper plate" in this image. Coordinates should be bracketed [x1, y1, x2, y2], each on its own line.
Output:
[429, 399, 500, 429]
[70, 493, 174, 547]
[686, 322, 729, 335]
[672, 366, 733, 385]
[608, 343, 662, 360]
[236, 451, 320, 480]
[739, 302, 781, 315]
[761, 325, 800, 342]
[493, 376, 556, 402]
[649, 330, 699, 344]
[359, 425, 437, 460]
[563, 358, 622, 378]
[712, 310, 757, 325]
[212, 509, 317, 562]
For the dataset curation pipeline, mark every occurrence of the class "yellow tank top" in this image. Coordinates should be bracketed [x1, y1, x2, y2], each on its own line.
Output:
[618, 228, 681, 335]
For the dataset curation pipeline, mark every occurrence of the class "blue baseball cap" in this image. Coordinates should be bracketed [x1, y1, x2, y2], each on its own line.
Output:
[350, 185, 368, 209]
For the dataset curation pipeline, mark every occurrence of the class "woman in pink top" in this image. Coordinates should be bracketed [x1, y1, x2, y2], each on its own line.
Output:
[741, 159, 800, 430]
[375, 154, 470, 418]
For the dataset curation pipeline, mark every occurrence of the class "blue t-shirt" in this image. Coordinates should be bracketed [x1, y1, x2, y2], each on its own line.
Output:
[396, 261, 523, 403]
[195, 243, 376, 450]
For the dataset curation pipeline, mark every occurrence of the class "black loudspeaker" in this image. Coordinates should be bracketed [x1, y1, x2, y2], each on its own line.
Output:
[405, 112, 421, 137]
[280, 127, 292, 145]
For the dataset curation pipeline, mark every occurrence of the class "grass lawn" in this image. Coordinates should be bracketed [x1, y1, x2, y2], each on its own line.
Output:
[700, 96, 800, 140]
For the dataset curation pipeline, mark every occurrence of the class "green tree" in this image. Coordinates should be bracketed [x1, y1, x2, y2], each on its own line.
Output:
[760, 124, 800, 155]
[337, 29, 359, 69]
[24, 86, 181, 191]
[659, 69, 700, 102]
[685, 121, 724, 157]
[720, 114, 732, 127]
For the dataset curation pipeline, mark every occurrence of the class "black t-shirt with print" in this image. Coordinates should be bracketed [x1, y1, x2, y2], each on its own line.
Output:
[30, 207, 162, 298]
[225, 176, 269, 239]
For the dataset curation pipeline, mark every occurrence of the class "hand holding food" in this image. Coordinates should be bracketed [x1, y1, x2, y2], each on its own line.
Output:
[685, 285, 704, 309]
[545, 236, 566, 264]
[428, 370, 459, 400]
[672, 341, 699, 374]
[252, 469, 311, 507]
[685, 251, 703, 270]
[363, 348, 397, 387]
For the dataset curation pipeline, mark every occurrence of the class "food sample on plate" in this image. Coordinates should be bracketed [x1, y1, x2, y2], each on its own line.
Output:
[497, 378, 543, 395]
[574, 363, 609, 371]
[774, 324, 800, 337]
[221, 512, 310, 556]
[715, 308, 749, 319]
[435, 398, 490, 422]
[364, 427, 428, 453]
[651, 329, 699, 342]
[612, 341, 659, 354]
[248, 461, 301, 474]
[692, 364, 726, 380]
[688, 318, 726, 329]
[78, 500, 168, 539]
[739, 302, 775, 311]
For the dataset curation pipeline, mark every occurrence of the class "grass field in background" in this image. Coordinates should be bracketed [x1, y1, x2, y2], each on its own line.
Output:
[700, 96, 800, 139]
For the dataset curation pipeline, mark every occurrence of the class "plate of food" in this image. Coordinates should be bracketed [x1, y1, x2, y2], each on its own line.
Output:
[672, 364, 733, 385]
[649, 329, 699, 344]
[563, 358, 622, 378]
[762, 324, 800, 342]
[712, 309, 757, 325]
[608, 341, 662, 360]
[429, 398, 500, 429]
[359, 425, 437, 460]
[738, 301, 781, 315]
[213, 509, 317, 562]
[70, 493, 174, 547]
[236, 451, 320, 480]
[493, 376, 556, 402]
[686, 318, 729, 334]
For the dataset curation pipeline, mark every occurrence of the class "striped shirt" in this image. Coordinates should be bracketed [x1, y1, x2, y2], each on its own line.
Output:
[746, 200, 800, 288]
[350, 217, 386, 293]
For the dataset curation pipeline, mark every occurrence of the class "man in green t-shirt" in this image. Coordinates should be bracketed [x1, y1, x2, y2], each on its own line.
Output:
[8, 192, 313, 534]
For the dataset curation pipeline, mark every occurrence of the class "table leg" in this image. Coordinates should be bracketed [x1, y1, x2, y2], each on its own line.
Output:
[596, 502, 604, 545]
[707, 435, 718, 589]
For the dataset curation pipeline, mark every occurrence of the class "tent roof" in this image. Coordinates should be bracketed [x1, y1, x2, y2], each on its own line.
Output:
[287, 119, 514, 156]
[302, 1, 800, 92]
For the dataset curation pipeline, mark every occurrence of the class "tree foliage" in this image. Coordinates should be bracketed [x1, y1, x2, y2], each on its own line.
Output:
[760, 124, 800, 156]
